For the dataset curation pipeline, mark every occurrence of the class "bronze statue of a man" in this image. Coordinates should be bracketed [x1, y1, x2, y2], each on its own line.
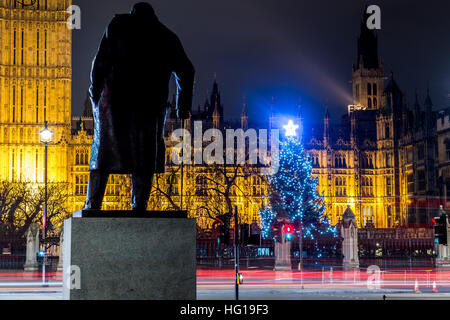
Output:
[84, 2, 194, 211]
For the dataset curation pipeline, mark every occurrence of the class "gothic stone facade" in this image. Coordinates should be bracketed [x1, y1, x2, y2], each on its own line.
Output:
[0, 2, 445, 230]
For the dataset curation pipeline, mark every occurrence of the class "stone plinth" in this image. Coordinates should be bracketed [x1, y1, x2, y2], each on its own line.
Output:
[340, 206, 359, 271]
[436, 244, 450, 269]
[62, 211, 196, 300]
[274, 241, 292, 270]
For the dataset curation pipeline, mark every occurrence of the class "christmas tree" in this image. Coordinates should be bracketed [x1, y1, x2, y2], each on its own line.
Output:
[259, 136, 337, 242]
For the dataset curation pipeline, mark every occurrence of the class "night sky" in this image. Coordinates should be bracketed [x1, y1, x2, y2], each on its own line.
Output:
[72, 0, 450, 125]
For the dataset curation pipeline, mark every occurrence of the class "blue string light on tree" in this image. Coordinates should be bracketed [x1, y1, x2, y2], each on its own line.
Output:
[259, 120, 337, 256]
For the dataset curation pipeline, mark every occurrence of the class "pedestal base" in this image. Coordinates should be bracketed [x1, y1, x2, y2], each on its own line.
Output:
[436, 260, 450, 269]
[62, 211, 196, 300]
[343, 260, 360, 271]
[23, 264, 38, 272]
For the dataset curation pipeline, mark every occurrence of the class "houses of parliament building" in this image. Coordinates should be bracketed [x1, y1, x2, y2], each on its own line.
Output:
[0, 1, 448, 231]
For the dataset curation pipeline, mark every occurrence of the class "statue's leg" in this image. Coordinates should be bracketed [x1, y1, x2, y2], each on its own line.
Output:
[84, 171, 109, 210]
[131, 173, 154, 211]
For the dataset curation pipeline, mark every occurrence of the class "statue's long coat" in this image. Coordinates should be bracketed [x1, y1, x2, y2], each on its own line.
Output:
[89, 13, 194, 174]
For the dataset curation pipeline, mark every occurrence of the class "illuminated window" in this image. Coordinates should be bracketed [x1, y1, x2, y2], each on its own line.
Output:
[75, 174, 88, 196]
[21, 29, 24, 65]
[386, 153, 392, 168]
[166, 175, 179, 196]
[37, 30, 39, 66]
[13, 29, 16, 65]
[195, 175, 208, 196]
[386, 177, 392, 196]
[106, 175, 120, 196]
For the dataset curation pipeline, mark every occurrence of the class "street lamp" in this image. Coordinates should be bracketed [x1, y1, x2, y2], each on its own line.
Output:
[40, 121, 53, 286]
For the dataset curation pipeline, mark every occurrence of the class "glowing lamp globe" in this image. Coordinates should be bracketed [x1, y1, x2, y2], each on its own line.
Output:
[40, 127, 53, 144]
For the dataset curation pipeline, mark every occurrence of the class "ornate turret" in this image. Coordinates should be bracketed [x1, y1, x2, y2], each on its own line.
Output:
[82, 91, 93, 119]
[424, 86, 434, 137]
[323, 105, 330, 147]
[414, 90, 421, 131]
[213, 101, 220, 129]
[241, 96, 248, 130]
[383, 72, 403, 115]
[351, 8, 385, 110]
[356, 7, 379, 71]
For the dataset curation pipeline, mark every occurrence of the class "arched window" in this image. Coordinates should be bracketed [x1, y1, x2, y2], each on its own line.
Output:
[368, 98, 372, 109]
[373, 83, 377, 95]
[367, 83, 372, 95]
[373, 97, 377, 108]
[196, 175, 207, 196]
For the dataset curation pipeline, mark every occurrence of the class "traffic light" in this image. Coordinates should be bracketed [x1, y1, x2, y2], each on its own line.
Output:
[284, 224, 294, 241]
[433, 213, 448, 245]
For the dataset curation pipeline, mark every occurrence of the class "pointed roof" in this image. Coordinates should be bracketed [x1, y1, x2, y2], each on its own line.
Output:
[209, 77, 223, 120]
[414, 89, 420, 111]
[82, 92, 93, 118]
[341, 206, 357, 228]
[297, 97, 303, 119]
[343, 206, 356, 220]
[213, 101, 220, 117]
[324, 102, 330, 120]
[384, 72, 402, 95]
[356, 6, 379, 70]
[424, 86, 433, 109]
[241, 96, 248, 117]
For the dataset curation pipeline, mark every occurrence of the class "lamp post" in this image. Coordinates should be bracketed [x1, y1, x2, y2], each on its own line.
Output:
[40, 121, 53, 286]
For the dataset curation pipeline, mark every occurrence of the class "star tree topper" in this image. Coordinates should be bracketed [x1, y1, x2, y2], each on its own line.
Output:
[283, 120, 299, 137]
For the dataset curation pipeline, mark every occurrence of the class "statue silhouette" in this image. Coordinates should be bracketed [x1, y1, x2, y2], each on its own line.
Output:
[84, 2, 195, 211]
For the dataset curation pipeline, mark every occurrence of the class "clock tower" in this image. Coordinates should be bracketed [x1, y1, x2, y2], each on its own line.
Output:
[0, 0, 72, 183]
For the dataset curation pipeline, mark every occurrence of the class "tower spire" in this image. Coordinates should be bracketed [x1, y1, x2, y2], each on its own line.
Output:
[297, 97, 303, 119]
[241, 95, 248, 130]
[356, 6, 379, 70]
[324, 102, 330, 147]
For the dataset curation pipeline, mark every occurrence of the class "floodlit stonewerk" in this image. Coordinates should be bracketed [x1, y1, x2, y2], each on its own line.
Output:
[0, 2, 446, 230]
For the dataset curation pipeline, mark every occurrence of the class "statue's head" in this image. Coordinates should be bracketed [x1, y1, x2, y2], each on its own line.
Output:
[131, 2, 156, 18]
